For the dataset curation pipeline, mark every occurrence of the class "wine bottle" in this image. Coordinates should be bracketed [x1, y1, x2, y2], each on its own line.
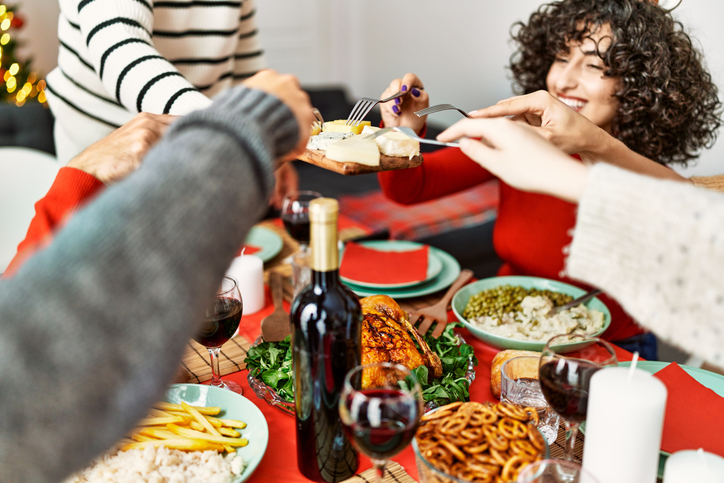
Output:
[292, 198, 362, 482]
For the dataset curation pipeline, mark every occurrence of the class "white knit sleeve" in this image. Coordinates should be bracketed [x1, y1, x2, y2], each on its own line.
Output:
[233, 0, 266, 83]
[77, 0, 211, 115]
[566, 163, 724, 365]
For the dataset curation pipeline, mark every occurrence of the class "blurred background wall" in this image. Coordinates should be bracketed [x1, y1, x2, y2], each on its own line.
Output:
[16, 0, 724, 176]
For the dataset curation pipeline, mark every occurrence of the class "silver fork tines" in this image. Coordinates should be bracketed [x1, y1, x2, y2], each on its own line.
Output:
[345, 90, 410, 127]
[415, 103, 470, 118]
[393, 126, 461, 148]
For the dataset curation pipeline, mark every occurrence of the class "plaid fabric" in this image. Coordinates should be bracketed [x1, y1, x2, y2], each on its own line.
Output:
[339, 180, 499, 240]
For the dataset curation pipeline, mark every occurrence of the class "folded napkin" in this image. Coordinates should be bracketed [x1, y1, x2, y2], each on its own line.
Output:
[235, 244, 261, 257]
[340, 242, 428, 285]
[654, 362, 724, 455]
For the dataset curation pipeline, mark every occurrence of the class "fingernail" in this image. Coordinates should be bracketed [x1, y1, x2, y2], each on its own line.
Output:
[411, 88, 420, 97]
[395, 98, 401, 105]
[392, 105, 400, 114]
[401, 85, 408, 92]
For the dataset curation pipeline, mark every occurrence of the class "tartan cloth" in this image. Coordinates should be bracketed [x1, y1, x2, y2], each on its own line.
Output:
[338, 179, 499, 240]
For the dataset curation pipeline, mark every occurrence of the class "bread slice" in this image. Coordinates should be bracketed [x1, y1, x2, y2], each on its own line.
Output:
[490, 349, 541, 399]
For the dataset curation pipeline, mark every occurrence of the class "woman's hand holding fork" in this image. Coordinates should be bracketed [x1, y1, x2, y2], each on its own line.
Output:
[379, 73, 428, 134]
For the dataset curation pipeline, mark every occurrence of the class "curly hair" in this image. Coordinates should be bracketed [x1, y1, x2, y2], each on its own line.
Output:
[510, 0, 721, 166]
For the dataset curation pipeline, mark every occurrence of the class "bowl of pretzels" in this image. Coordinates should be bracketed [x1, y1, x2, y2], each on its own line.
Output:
[413, 401, 549, 483]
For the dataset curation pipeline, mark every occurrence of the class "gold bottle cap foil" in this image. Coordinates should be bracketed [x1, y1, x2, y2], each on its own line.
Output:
[309, 198, 339, 272]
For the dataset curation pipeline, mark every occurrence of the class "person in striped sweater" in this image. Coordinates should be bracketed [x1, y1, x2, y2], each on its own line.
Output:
[45, 0, 298, 205]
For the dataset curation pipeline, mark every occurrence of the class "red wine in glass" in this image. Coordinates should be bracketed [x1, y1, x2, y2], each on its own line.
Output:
[539, 360, 600, 423]
[281, 212, 311, 245]
[194, 297, 242, 348]
[341, 388, 420, 461]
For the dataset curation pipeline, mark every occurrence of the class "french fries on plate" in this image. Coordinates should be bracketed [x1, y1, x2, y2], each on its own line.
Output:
[120, 401, 248, 453]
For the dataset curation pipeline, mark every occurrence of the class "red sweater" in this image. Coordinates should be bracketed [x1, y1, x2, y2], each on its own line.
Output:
[4, 167, 104, 277]
[378, 146, 644, 342]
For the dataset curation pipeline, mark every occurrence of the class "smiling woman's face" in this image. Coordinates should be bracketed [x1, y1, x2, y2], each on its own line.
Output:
[546, 23, 620, 133]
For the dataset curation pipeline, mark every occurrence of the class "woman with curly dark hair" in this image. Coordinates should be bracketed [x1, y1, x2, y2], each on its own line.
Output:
[376, 0, 721, 359]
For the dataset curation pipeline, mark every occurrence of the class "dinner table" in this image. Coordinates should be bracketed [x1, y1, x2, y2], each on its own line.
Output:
[180, 217, 638, 483]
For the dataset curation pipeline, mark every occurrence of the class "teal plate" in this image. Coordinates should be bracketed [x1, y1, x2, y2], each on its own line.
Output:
[616, 361, 724, 478]
[451, 276, 611, 352]
[165, 384, 269, 482]
[340, 240, 444, 289]
[244, 226, 283, 262]
[344, 246, 461, 299]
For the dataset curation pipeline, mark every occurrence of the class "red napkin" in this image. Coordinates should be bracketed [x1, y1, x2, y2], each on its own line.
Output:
[340, 242, 429, 285]
[235, 244, 261, 257]
[654, 362, 724, 455]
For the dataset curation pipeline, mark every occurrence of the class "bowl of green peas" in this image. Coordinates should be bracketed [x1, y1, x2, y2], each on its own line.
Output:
[452, 276, 611, 352]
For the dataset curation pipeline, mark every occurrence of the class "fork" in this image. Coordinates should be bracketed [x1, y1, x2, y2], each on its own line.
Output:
[393, 126, 462, 148]
[345, 90, 410, 127]
[415, 103, 471, 118]
[409, 269, 474, 338]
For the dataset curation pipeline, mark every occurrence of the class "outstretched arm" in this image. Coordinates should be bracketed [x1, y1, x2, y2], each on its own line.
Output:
[0, 71, 311, 483]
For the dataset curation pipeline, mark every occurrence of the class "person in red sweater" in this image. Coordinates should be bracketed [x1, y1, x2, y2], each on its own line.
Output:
[377, 0, 721, 359]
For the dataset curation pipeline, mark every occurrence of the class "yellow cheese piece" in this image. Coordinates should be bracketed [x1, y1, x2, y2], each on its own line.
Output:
[310, 124, 321, 136]
[323, 120, 371, 135]
[325, 135, 380, 166]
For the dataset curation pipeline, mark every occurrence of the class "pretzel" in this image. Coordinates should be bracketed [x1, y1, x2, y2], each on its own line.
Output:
[415, 401, 545, 483]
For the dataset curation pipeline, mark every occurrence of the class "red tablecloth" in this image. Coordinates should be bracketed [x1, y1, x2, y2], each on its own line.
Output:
[226, 288, 635, 482]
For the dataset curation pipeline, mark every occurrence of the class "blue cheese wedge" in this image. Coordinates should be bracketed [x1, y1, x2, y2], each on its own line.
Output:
[307, 132, 354, 150]
[325, 135, 380, 166]
[361, 126, 420, 159]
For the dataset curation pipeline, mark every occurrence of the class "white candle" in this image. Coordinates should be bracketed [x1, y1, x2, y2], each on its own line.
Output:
[225, 254, 265, 315]
[664, 449, 724, 483]
[582, 367, 667, 483]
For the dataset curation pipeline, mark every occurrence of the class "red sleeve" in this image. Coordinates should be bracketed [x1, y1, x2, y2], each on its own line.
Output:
[3, 167, 104, 277]
[377, 146, 496, 205]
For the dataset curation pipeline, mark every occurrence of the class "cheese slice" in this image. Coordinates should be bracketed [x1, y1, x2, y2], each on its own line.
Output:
[361, 126, 420, 159]
[325, 135, 380, 166]
[307, 131, 354, 150]
[323, 120, 372, 135]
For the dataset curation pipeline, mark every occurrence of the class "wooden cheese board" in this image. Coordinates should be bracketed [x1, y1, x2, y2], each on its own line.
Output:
[296, 149, 423, 176]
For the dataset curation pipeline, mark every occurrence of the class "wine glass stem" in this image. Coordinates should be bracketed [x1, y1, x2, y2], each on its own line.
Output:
[371, 459, 387, 483]
[563, 420, 580, 461]
[207, 347, 223, 387]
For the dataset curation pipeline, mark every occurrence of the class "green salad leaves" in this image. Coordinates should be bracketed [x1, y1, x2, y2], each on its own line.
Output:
[244, 322, 478, 408]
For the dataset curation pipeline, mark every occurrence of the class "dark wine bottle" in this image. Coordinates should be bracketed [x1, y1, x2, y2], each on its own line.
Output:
[292, 198, 362, 482]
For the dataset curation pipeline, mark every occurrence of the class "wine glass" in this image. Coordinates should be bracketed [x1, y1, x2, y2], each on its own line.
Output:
[193, 276, 244, 393]
[539, 335, 617, 462]
[339, 362, 423, 482]
[281, 190, 322, 253]
[517, 459, 600, 483]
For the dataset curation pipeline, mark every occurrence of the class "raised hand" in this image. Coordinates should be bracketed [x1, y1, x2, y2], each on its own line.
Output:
[378, 73, 427, 134]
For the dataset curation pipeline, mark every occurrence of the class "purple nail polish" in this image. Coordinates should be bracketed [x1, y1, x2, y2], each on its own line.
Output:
[392, 105, 400, 114]
[401, 85, 408, 92]
[411, 88, 420, 97]
[395, 98, 401, 105]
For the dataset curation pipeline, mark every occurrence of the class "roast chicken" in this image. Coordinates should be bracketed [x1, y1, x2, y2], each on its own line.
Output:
[360, 295, 443, 389]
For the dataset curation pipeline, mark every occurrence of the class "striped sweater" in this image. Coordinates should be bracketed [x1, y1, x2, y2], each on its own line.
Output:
[46, 0, 265, 164]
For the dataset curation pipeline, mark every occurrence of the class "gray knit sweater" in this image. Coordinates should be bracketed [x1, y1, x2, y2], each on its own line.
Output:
[0, 86, 298, 482]
[567, 163, 724, 366]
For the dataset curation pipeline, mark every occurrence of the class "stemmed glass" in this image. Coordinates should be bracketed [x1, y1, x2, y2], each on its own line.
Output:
[517, 459, 600, 482]
[193, 276, 244, 393]
[339, 362, 423, 482]
[281, 190, 322, 253]
[539, 335, 617, 462]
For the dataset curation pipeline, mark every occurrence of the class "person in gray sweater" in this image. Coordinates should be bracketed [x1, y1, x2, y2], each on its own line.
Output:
[0, 69, 313, 483]
[438, 113, 724, 367]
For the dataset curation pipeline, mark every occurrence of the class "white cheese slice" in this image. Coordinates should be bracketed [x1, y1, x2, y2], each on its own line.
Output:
[325, 135, 380, 166]
[307, 131, 354, 150]
[361, 126, 420, 159]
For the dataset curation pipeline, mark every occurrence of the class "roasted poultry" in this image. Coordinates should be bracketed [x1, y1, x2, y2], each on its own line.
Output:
[360, 295, 443, 388]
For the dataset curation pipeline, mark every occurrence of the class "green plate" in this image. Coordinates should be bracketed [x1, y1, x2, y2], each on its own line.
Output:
[244, 226, 283, 262]
[616, 361, 724, 478]
[344, 246, 461, 299]
[451, 276, 611, 352]
[165, 384, 269, 482]
[340, 240, 444, 289]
